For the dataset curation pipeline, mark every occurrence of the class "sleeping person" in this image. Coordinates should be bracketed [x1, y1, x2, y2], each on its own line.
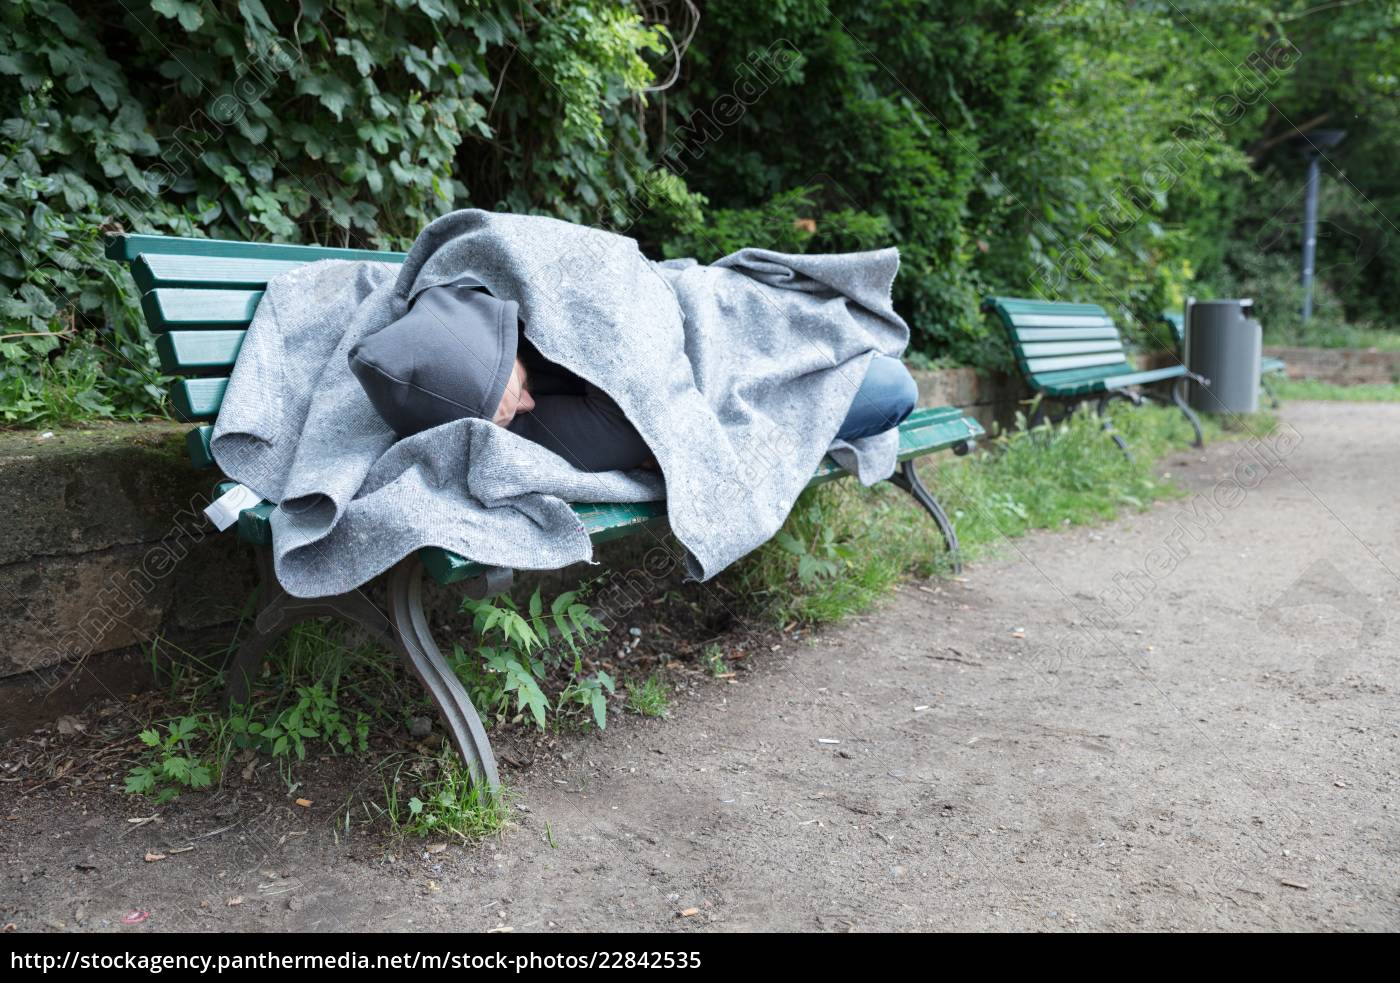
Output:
[348, 275, 918, 473]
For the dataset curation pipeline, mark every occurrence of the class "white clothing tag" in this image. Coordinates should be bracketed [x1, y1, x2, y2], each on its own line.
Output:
[204, 483, 262, 532]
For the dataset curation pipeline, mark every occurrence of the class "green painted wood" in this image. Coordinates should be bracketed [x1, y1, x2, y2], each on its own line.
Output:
[993, 298, 1110, 318]
[1026, 351, 1131, 375]
[106, 232, 408, 265]
[157, 330, 245, 373]
[1161, 311, 1186, 347]
[1007, 313, 1115, 328]
[1013, 325, 1121, 341]
[133, 253, 317, 292]
[171, 378, 228, 421]
[1099, 364, 1188, 389]
[141, 288, 262, 332]
[1020, 340, 1124, 358]
[990, 296, 1193, 399]
[186, 426, 216, 469]
[238, 501, 276, 547]
[1036, 363, 1188, 397]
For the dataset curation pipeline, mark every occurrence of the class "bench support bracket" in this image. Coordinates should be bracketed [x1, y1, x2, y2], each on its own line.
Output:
[223, 547, 500, 795]
[1094, 393, 1137, 462]
[1260, 373, 1282, 410]
[887, 458, 962, 574]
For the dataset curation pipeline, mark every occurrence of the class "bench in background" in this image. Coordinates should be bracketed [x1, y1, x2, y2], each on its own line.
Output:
[983, 296, 1207, 457]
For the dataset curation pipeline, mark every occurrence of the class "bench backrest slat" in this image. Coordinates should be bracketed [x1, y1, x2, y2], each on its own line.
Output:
[142, 288, 263, 331]
[106, 232, 407, 264]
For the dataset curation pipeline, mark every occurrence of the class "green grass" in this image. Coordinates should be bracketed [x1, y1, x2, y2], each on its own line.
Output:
[1266, 324, 1400, 353]
[1272, 377, 1400, 402]
[125, 620, 513, 841]
[378, 749, 510, 841]
[726, 400, 1276, 627]
[625, 674, 670, 718]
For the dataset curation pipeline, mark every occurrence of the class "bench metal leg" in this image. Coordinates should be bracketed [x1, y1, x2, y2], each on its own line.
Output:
[1261, 372, 1281, 409]
[1094, 394, 1134, 462]
[887, 458, 962, 574]
[1170, 376, 1206, 448]
[223, 548, 501, 795]
[386, 555, 500, 793]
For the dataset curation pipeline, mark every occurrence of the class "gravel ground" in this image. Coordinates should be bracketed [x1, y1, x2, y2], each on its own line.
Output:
[3, 400, 1396, 932]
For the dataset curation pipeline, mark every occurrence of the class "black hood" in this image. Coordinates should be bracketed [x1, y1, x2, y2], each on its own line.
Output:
[349, 276, 519, 437]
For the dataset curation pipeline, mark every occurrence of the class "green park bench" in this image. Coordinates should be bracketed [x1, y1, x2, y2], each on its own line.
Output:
[1159, 309, 1285, 409]
[107, 232, 986, 793]
[982, 296, 1207, 457]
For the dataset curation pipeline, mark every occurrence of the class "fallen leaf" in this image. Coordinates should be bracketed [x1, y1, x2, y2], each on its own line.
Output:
[679, 907, 700, 917]
[295, 798, 313, 808]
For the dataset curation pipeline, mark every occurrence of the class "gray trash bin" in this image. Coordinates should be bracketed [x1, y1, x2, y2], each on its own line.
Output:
[1185, 297, 1260, 414]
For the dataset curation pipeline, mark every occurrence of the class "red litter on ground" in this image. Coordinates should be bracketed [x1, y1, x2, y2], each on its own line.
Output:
[122, 910, 149, 925]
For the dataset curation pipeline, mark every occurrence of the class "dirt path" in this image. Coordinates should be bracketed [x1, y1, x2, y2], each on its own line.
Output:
[4, 401, 1397, 932]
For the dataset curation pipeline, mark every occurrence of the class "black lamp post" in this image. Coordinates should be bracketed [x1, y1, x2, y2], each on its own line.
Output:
[1297, 128, 1346, 323]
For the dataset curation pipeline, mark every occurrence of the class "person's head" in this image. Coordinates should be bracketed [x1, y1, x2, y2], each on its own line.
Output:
[349, 279, 534, 438]
[491, 356, 535, 427]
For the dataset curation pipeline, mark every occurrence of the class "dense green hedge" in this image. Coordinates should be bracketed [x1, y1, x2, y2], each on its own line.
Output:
[0, 0, 665, 422]
[2, 0, 1397, 424]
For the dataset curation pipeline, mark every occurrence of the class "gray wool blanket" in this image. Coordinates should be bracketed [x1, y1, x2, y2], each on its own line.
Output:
[211, 209, 910, 599]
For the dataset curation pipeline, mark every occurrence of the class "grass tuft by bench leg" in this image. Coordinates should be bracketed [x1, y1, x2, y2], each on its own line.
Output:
[386, 555, 500, 794]
[224, 547, 394, 709]
[887, 458, 962, 574]
[223, 548, 500, 796]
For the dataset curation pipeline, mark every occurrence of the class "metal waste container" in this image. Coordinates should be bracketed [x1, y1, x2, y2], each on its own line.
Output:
[1185, 297, 1261, 414]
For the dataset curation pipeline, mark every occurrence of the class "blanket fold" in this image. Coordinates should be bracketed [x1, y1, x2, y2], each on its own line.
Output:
[211, 210, 909, 598]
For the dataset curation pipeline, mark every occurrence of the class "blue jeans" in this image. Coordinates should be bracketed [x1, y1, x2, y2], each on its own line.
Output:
[835, 354, 918, 441]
